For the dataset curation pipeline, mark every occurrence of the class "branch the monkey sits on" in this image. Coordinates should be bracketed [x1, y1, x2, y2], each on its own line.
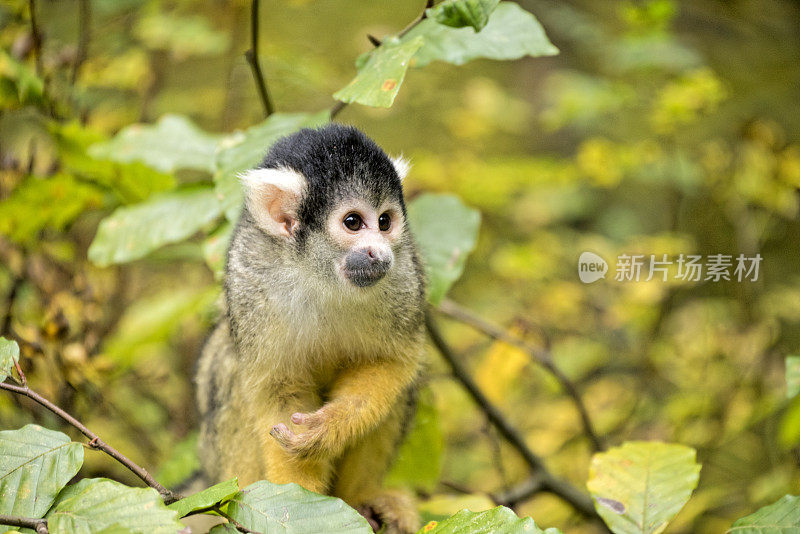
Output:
[195, 124, 426, 533]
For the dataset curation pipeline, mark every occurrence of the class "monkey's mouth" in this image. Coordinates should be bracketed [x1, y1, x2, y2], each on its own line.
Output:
[343, 267, 388, 288]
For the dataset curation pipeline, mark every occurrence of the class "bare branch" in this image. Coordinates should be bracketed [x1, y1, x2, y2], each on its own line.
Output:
[70, 0, 90, 85]
[492, 475, 544, 507]
[0, 514, 48, 533]
[245, 0, 275, 118]
[425, 311, 598, 518]
[437, 299, 605, 452]
[27, 0, 42, 75]
[0, 370, 181, 504]
[398, 0, 435, 38]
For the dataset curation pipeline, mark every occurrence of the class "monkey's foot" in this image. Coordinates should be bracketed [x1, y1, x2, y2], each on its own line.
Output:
[358, 490, 418, 534]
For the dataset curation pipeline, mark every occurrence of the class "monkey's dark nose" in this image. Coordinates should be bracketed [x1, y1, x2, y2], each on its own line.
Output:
[344, 247, 393, 287]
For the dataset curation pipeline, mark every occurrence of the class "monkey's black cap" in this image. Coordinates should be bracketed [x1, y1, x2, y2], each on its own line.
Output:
[261, 124, 406, 232]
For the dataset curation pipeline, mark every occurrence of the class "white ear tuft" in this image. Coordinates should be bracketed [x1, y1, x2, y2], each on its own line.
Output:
[239, 167, 306, 238]
[391, 155, 411, 181]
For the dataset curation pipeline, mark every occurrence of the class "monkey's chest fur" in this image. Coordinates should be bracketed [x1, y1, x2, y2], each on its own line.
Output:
[195, 267, 424, 485]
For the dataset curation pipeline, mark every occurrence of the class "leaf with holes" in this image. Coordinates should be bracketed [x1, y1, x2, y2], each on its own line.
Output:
[210, 480, 370, 533]
[0, 425, 83, 519]
[334, 36, 424, 108]
[89, 114, 222, 173]
[213, 111, 330, 222]
[426, 0, 500, 31]
[407, 193, 481, 305]
[47, 478, 183, 534]
[587, 441, 701, 534]
[0, 337, 19, 382]
[729, 494, 800, 533]
[404, 2, 558, 67]
[88, 186, 222, 266]
[418, 506, 562, 533]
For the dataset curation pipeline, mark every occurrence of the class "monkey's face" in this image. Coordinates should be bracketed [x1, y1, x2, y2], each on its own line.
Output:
[325, 198, 405, 288]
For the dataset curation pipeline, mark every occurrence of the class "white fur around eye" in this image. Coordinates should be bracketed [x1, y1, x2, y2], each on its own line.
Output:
[391, 155, 411, 181]
[239, 167, 307, 237]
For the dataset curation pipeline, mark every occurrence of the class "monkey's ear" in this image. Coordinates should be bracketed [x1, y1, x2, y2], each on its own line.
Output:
[391, 155, 411, 181]
[239, 167, 306, 238]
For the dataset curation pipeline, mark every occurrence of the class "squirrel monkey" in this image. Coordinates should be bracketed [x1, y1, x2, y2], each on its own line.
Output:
[195, 124, 426, 533]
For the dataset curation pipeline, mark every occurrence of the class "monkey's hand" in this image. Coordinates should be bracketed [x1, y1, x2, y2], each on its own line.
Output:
[269, 408, 341, 459]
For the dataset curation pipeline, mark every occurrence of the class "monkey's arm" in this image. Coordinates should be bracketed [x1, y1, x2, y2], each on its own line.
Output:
[270, 358, 418, 459]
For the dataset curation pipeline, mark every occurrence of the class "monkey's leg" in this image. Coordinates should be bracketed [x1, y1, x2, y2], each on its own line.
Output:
[271, 359, 419, 459]
[332, 398, 418, 534]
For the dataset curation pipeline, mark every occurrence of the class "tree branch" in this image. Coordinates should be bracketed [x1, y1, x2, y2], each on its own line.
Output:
[0, 368, 181, 504]
[245, 0, 275, 118]
[437, 299, 605, 452]
[70, 0, 90, 85]
[397, 0, 434, 38]
[27, 0, 42, 75]
[425, 311, 597, 518]
[0, 514, 48, 534]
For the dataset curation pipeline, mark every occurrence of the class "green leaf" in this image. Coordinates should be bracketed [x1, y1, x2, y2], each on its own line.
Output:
[0, 174, 106, 245]
[729, 494, 800, 533]
[213, 480, 371, 533]
[0, 425, 84, 519]
[0, 337, 20, 382]
[203, 223, 233, 280]
[213, 111, 329, 222]
[404, 2, 558, 68]
[426, 0, 500, 32]
[88, 186, 222, 266]
[0, 49, 44, 104]
[387, 388, 443, 492]
[54, 121, 176, 204]
[418, 506, 561, 533]
[787, 356, 800, 398]
[168, 478, 239, 518]
[47, 478, 183, 534]
[89, 114, 222, 174]
[407, 193, 481, 305]
[333, 36, 424, 108]
[587, 441, 701, 534]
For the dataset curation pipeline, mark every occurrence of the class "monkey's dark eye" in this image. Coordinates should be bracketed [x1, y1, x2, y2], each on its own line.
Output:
[343, 213, 363, 231]
[378, 213, 391, 232]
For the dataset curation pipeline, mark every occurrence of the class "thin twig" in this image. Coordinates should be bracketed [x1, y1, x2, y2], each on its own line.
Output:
[0, 514, 48, 533]
[397, 0, 435, 38]
[27, 0, 42, 75]
[492, 475, 544, 508]
[425, 311, 598, 518]
[70, 0, 90, 84]
[437, 299, 605, 452]
[0, 369, 180, 504]
[244, 0, 275, 117]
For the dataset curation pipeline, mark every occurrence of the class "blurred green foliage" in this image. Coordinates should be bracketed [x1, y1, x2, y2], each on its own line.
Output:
[1, 0, 799, 532]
